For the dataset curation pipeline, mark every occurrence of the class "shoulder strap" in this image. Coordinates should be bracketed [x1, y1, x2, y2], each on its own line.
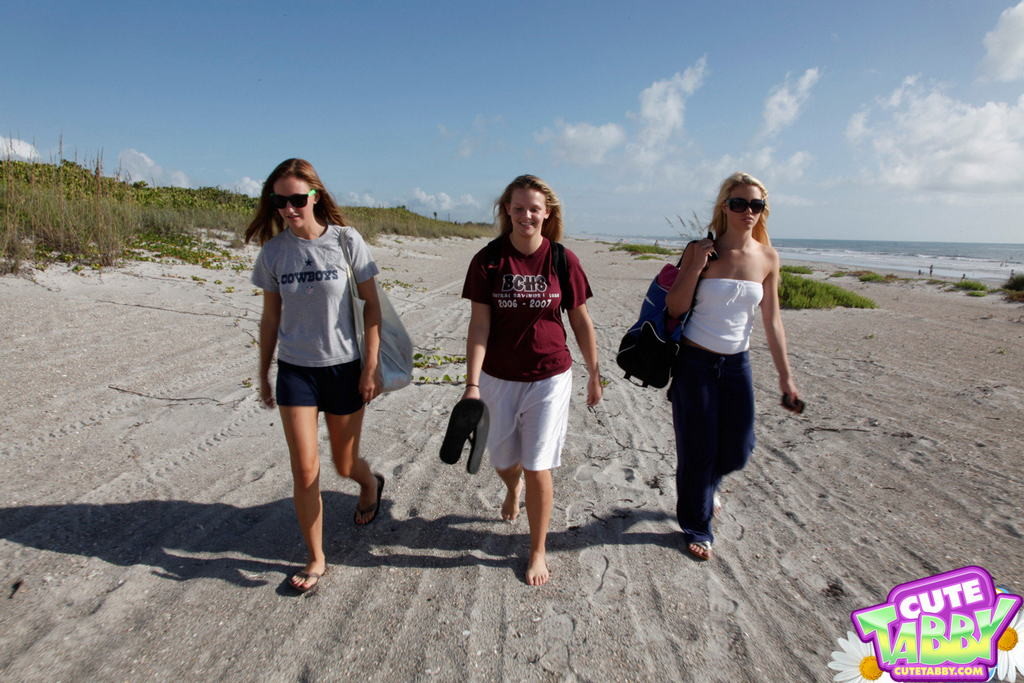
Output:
[551, 241, 571, 310]
[484, 237, 503, 267]
[483, 237, 503, 290]
[337, 225, 352, 265]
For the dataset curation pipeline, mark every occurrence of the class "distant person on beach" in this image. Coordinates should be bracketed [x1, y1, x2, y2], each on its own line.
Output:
[245, 158, 386, 595]
[929, 265, 933, 277]
[461, 174, 602, 585]
[665, 171, 801, 562]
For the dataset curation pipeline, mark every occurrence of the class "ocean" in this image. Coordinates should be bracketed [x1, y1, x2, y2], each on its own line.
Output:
[581, 234, 1024, 283]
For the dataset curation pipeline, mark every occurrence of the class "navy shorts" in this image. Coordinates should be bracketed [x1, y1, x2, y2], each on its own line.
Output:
[276, 359, 364, 415]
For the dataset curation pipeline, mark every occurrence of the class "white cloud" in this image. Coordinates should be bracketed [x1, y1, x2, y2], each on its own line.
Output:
[117, 149, 191, 187]
[536, 119, 626, 165]
[770, 193, 816, 207]
[226, 176, 261, 197]
[761, 68, 821, 138]
[849, 78, 1024, 192]
[628, 57, 707, 165]
[846, 110, 869, 143]
[1, 137, 40, 161]
[981, 1, 1024, 82]
[345, 191, 382, 207]
[407, 188, 480, 218]
[440, 115, 503, 159]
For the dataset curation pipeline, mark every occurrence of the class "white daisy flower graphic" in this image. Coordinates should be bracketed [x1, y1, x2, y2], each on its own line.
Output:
[996, 608, 1023, 682]
[828, 631, 892, 682]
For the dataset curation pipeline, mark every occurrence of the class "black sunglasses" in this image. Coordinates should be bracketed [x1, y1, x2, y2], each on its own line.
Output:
[269, 189, 316, 209]
[726, 197, 766, 214]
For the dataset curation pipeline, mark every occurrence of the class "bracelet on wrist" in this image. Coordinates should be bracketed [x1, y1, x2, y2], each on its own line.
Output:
[466, 383, 479, 388]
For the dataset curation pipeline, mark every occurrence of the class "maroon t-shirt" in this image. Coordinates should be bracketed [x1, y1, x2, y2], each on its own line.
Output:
[462, 236, 593, 382]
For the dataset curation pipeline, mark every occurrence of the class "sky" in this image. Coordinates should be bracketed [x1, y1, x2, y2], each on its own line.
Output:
[2, 0, 1024, 243]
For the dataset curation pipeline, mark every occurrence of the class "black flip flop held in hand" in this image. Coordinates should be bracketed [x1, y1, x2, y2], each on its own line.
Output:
[439, 398, 489, 474]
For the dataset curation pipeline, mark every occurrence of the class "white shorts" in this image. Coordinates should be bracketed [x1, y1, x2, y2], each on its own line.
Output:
[479, 369, 572, 472]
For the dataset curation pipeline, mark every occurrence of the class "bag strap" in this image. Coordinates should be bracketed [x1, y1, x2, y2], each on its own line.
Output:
[337, 226, 363, 299]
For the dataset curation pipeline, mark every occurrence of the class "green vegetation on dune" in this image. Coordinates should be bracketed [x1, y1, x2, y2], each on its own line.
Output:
[610, 242, 676, 257]
[780, 265, 813, 275]
[953, 279, 987, 292]
[778, 271, 877, 310]
[1, 159, 491, 273]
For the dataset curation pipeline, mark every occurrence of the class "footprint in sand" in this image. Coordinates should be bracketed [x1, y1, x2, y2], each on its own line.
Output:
[536, 607, 576, 674]
[706, 573, 739, 616]
[579, 548, 628, 608]
[573, 463, 602, 483]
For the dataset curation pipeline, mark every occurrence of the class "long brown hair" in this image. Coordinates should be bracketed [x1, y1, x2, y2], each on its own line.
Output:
[708, 172, 771, 246]
[243, 158, 349, 245]
[495, 174, 564, 243]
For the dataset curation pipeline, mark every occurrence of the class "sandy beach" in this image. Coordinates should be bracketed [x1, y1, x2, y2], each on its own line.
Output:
[1, 235, 1022, 681]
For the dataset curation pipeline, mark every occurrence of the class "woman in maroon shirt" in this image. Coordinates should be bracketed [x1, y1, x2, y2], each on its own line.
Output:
[461, 175, 602, 586]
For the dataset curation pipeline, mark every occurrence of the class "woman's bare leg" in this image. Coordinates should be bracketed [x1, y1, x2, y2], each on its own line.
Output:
[279, 405, 326, 589]
[523, 468, 553, 586]
[496, 465, 524, 521]
[325, 408, 379, 524]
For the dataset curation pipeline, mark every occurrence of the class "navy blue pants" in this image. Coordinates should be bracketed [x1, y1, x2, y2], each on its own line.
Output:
[669, 345, 755, 545]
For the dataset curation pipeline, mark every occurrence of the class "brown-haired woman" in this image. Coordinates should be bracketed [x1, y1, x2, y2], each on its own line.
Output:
[246, 158, 385, 594]
[461, 174, 603, 586]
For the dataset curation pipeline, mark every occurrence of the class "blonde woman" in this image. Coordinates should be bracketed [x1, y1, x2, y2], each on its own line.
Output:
[246, 158, 385, 594]
[665, 172, 801, 561]
[461, 174, 602, 586]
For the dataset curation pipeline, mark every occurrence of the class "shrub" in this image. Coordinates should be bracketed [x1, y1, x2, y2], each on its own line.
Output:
[610, 242, 676, 256]
[778, 272, 877, 309]
[1004, 274, 1024, 291]
[954, 280, 987, 292]
[858, 272, 887, 282]
[781, 265, 813, 275]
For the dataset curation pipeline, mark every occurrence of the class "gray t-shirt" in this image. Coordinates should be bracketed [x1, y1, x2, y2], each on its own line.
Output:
[251, 225, 380, 367]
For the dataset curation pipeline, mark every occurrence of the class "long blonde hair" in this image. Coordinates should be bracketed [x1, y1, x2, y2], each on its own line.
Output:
[244, 158, 349, 245]
[708, 172, 771, 246]
[495, 174, 564, 243]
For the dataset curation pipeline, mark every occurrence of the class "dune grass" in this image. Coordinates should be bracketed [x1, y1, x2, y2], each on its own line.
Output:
[999, 274, 1024, 302]
[1, 159, 490, 273]
[780, 265, 813, 275]
[778, 271, 877, 310]
[610, 242, 676, 257]
[953, 279, 987, 292]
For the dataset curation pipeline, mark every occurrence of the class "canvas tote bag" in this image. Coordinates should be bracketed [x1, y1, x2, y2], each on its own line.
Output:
[339, 227, 414, 392]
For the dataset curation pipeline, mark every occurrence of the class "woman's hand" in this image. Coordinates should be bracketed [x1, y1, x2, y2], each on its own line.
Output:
[780, 377, 801, 412]
[586, 371, 603, 407]
[681, 238, 716, 273]
[259, 375, 276, 409]
[359, 366, 382, 403]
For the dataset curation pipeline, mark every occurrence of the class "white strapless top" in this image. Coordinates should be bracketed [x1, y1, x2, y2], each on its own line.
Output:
[683, 278, 764, 355]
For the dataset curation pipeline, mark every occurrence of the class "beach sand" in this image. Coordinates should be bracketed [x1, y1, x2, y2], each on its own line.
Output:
[1, 236, 1022, 681]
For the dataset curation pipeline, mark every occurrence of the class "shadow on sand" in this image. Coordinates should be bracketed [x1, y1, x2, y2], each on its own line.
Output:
[0, 495, 684, 588]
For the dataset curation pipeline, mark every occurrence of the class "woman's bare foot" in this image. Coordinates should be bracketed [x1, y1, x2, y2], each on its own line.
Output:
[501, 478, 523, 521]
[526, 551, 549, 586]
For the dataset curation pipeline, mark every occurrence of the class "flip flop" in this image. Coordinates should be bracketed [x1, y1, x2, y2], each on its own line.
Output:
[289, 565, 328, 595]
[688, 541, 713, 561]
[439, 398, 489, 474]
[354, 474, 385, 526]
